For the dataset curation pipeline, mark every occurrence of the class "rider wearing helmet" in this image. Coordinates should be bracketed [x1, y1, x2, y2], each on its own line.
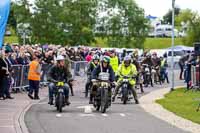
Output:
[47, 55, 71, 105]
[112, 56, 139, 104]
[152, 52, 161, 67]
[85, 55, 100, 98]
[141, 52, 154, 66]
[152, 52, 161, 83]
[90, 56, 115, 104]
[131, 50, 144, 93]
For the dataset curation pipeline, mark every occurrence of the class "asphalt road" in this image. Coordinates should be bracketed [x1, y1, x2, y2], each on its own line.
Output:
[25, 70, 189, 133]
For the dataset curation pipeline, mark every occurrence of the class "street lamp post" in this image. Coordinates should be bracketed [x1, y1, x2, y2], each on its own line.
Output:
[171, 0, 175, 91]
[23, 31, 26, 45]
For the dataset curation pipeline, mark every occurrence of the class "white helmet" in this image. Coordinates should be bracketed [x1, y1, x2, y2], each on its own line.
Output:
[124, 55, 131, 61]
[56, 55, 65, 61]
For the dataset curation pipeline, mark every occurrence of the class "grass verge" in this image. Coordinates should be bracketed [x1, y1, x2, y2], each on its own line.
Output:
[144, 38, 183, 49]
[4, 36, 19, 44]
[95, 37, 184, 49]
[156, 88, 200, 124]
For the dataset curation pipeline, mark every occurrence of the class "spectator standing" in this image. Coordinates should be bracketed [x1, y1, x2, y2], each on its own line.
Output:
[85, 52, 93, 62]
[28, 54, 42, 100]
[0, 51, 6, 100]
[179, 54, 189, 80]
[0, 50, 14, 99]
[4, 50, 14, 99]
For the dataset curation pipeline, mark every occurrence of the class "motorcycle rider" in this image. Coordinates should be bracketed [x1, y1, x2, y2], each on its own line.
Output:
[85, 55, 100, 98]
[152, 52, 161, 83]
[47, 55, 71, 105]
[90, 56, 115, 104]
[132, 50, 144, 93]
[112, 56, 139, 104]
[141, 52, 154, 87]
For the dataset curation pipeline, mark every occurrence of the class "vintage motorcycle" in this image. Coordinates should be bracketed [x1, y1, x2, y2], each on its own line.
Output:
[92, 72, 112, 113]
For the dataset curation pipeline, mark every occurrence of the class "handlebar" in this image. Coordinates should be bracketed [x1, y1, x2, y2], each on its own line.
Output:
[121, 75, 137, 79]
[91, 79, 112, 84]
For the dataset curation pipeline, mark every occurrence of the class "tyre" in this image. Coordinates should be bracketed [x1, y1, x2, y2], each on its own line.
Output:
[122, 87, 128, 104]
[100, 88, 108, 113]
[58, 93, 63, 113]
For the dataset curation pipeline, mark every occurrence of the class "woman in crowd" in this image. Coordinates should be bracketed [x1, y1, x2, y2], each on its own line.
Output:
[0, 50, 14, 100]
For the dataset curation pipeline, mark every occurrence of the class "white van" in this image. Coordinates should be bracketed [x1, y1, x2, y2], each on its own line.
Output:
[155, 25, 178, 37]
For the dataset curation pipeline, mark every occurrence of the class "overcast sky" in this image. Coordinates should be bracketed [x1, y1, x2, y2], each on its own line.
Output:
[27, 0, 200, 18]
[135, 0, 200, 17]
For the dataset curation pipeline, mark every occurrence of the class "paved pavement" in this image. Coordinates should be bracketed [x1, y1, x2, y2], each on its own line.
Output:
[24, 70, 190, 133]
[0, 88, 47, 133]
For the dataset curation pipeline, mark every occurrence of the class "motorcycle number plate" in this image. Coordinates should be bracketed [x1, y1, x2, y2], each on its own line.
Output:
[123, 79, 129, 82]
[145, 68, 149, 72]
[123, 84, 128, 88]
[58, 89, 64, 93]
[152, 69, 156, 73]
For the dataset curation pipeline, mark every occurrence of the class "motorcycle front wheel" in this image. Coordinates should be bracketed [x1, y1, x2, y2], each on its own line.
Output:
[100, 88, 108, 113]
[57, 93, 64, 113]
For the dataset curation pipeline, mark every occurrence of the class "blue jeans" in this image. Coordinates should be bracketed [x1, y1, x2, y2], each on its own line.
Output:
[160, 68, 169, 83]
[48, 83, 69, 100]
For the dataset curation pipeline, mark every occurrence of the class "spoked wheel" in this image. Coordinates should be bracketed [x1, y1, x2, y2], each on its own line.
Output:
[100, 88, 108, 113]
[122, 88, 128, 104]
[57, 93, 64, 113]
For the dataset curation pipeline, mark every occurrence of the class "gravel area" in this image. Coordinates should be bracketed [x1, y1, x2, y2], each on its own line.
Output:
[139, 87, 200, 133]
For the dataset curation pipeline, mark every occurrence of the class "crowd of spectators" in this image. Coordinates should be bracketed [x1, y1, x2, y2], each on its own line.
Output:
[1, 42, 197, 100]
[0, 43, 101, 100]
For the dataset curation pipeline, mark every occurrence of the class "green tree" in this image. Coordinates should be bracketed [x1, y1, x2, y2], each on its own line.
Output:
[7, 0, 32, 43]
[163, 7, 180, 25]
[8, 2, 17, 30]
[62, 0, 97, 45]
[176, 9, 200, 45]
[30, 0, 97, 45]
[97, 0, 148, 48]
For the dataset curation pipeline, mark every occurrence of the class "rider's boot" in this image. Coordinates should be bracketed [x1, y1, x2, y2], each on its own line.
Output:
[140, 84, 144, 93]
[48, 98, 53, 105]
[112, 96, 115, 102]
[135, 99, 139, 104]
[89, 94, 93, 104]
[65, 97, 71, 105]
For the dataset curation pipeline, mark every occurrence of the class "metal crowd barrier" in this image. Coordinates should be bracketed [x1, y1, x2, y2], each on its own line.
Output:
[70, 61, 88, 79]
[11, 65, 23, 90]
[11, 65, 29, 91]
[41, 64, 53, 85]
[190, 65, 200, 90]
[10, 61, 88, 91]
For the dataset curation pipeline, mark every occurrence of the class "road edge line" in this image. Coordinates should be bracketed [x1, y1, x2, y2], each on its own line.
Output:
[16, 94, 47, 133]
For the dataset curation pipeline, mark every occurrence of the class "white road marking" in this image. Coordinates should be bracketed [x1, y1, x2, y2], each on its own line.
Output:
[77, 105, 94, 114]
[56, 114, 62, 118]
[79, 114, 95, 117]
[102, 114, 108, 117]
[120, 113, 126, 117]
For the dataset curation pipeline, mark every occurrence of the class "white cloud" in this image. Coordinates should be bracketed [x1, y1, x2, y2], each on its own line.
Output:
[20, 0, 200, 18]
[135, 0, 200, 17]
